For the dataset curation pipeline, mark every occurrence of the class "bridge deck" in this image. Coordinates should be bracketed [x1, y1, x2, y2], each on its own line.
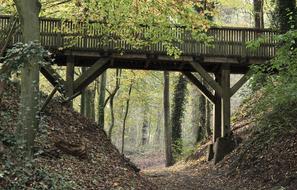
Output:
[0, 15, 276, 74]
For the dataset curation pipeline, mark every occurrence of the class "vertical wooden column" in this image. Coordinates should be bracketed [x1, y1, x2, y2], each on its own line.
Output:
[221, 64, 231, 137]
[66, 55, 75, 107]
[213, 72, 222, 143]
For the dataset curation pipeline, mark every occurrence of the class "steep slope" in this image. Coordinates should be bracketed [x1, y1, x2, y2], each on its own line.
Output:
[0, 82, 155, 189]
[145, 93, 297, 190]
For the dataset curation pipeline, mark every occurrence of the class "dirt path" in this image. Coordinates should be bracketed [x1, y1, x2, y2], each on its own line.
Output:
[142, 159, 231, 190]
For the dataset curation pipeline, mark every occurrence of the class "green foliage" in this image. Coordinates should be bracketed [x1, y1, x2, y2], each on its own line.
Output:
[249, 30, 297, 137]
[0, 41, 49, 81]
[171, 74, 188, 159]
[39, 0, 214, 57]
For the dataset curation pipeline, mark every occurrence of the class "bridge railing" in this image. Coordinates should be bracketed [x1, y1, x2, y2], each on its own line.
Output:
[0, 15, 276, 58]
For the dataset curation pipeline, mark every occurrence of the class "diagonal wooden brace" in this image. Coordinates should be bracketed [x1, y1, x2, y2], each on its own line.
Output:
[190, 61, 222, 96]
[230, 71, 252, 96]
[73, 58, 110, 95]
[183, 72, 215, 104]
[41, 65, 66, 95]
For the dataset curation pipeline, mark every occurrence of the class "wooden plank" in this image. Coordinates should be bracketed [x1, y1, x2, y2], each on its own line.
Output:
[190, 61, 222, 96]
[40, 66, 66, 95]
[230, 72, 252, 96]
[183, 72, 215, 104]
[73, 58, 110, 93]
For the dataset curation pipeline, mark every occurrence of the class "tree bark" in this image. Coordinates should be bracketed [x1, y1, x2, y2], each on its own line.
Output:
[276, 0, 296, 33]
[205, 100, 212, 137]
[107, 69, 121, 138]
[121, 82, 133, 153]
[85, 87, 95, 121]
[154, 110, 163, 144]
[80, 68, 87, 116]
[98, 71, 107, 128]
[253, 0, 264, 29]
[142, 103, 150, 145]
[196, 90, 206, 143]
[14, 0, 41, 159]
[171, 74, 187, 158]
[163, 71, 173, 167]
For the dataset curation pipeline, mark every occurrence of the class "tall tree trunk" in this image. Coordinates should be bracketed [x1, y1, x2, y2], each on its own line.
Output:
[154, 110, 162, 144]
[191, 85, 200, 143]
[121, 82, 133, 153]
[253, 0, 264, 29]
[163, 71, 173, 167]
[107, 69, 121, 138]
[98, 71, 107, 128]
[205, 100, 212, 137]
[171, 74, 187, 159]
[276, 0, 296, 33]
[85, 87, 95, 121]
[142, 103, 149, 145]
[80, 68, 96, 121]
[80, 68, 87, 116]
[14, 0, 41, 159]
[196, 91, 206, 143]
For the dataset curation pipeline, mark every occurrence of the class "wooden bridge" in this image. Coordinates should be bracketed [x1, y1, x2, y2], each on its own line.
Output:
[0, 15, 277, 163]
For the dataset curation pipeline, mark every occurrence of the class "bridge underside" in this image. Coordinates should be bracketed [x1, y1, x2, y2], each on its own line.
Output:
[53, 50, 267, 74]
[40, 50, 268, 164]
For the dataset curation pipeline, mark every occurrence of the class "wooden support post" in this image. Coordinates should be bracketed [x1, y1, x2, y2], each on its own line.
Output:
[221, 64, 231, 137]
[66, 55, 75, 106]
[213, 72, 222, 143]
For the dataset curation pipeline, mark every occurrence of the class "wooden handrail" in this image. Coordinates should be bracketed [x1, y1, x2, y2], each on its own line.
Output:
[0, 14, 277, 59]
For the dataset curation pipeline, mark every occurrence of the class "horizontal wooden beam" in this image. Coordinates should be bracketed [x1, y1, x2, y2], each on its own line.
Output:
[231, 72, 252, 96]
[190, 61, 222, 96]
[73, 58, 110, 94]
[183, 72, 215, 104]
[40, 66, 66, 95]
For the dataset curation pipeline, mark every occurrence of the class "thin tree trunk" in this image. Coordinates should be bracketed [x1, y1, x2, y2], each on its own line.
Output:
[142, 103, 149, 145]
[80, 68, 87, 116]
[191, 85, 200, 144]
[85, 87, 95, 121]
[14, 0, 41, 159]
[98, 71, 107, 128]
[253, 0, 264, 29]
[205, 100, 212, 137]
[121, 82, 133, 153]
[108, 96, 115, 138]
[107, 69, 121, 138]
[154, 110, 163, 144]
[196, 91, 206, 143]
[163, 71, 173, 167]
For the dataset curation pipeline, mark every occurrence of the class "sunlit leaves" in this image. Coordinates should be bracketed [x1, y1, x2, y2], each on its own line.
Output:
[40, 0, 214, 57]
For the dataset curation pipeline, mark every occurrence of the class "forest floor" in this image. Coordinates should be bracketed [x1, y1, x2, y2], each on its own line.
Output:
[142, 101, 297, 190]
[0, 82, 156, 189]
[143, 132, 297, 190]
